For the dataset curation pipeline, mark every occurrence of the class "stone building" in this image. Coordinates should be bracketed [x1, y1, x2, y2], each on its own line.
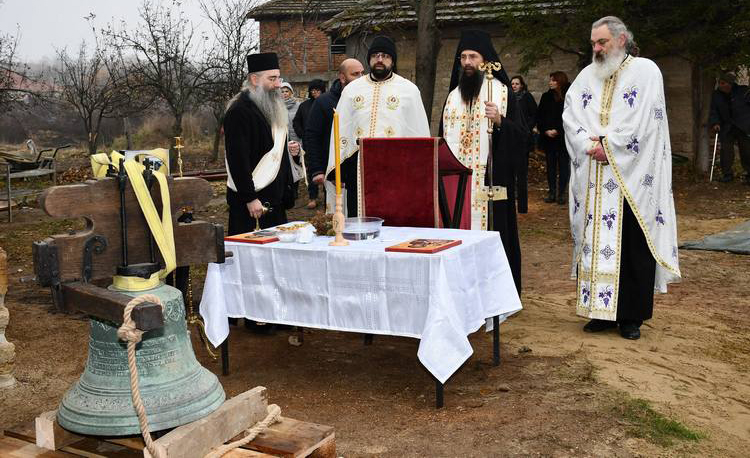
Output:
[251, 0, 696, 155]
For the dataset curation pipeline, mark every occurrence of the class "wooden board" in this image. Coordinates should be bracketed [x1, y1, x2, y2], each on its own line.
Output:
[243, 418, 335, 458]
[35, 177, 224, 285]
[0, 435, 76, 457]
[145, 386, 269, 458]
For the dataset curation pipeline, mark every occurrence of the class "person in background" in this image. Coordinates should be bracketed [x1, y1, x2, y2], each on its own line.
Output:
[304, 58, 364, 214]
[280, 81, 304, 198]
[511, 75, 537, 211]
[293, 79, 327, 208]
[537, 71, 570, 204]
[708, 73, 750, 184]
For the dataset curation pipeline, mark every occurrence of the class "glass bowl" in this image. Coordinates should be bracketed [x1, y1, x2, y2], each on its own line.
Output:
[342, 217, 384, 241]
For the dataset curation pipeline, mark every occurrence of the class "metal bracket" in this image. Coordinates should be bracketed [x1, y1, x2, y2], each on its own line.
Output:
[82, 235, 108, 283]
[32, 241, 65, 310]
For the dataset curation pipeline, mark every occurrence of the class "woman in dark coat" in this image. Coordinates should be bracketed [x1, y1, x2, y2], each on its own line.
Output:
[511, 75, 537, 209]
[536, 71, 570, 204]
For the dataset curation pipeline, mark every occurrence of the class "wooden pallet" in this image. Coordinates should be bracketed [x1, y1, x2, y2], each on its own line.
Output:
[1, 388, 335, 458]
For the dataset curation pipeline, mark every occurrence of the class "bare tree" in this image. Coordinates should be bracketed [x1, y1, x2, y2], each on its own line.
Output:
[198, 0, 259, 161]
[55, 42, 128, 154]
[0, 26, 35, 114]
[102, 0, 209, 165]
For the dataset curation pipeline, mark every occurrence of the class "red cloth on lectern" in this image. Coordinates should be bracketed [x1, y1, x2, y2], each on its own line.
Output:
[438, 140, 472, 230]
[359, 138, 439, 228]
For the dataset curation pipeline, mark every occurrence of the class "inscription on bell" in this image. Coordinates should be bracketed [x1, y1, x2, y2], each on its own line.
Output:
[87, 334, 178, 376]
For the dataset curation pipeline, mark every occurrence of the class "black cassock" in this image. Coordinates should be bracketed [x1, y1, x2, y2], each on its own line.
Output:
[223, 92, 294, 235]
[486, 91, 528, 295]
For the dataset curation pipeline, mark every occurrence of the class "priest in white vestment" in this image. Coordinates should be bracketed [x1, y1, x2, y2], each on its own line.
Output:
[563, 17, 681, 340]
[440, 30, 528, 294]
[326, 36, 430, 216]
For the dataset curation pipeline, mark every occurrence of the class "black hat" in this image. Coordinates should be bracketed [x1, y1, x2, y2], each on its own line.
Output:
[448, 29, 509, 92]
[247, 52, 279, 74]
[308, 79, 327, 92]
[367, 36, 397, 65]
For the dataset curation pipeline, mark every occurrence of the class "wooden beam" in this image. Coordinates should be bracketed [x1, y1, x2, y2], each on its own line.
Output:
[60, 282, 164, 331]
[145, 387, 268, 458]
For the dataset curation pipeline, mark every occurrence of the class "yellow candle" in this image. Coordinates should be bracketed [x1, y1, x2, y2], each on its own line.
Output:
[333, 109, 342, 195]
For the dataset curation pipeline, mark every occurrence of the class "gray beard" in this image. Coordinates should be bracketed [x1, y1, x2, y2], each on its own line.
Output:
[592, 47, 626, 80]
[246, 84, 288, 130]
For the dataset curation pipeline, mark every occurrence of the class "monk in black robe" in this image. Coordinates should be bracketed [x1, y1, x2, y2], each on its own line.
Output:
[440, 30, 527, 294]
[224, 52, 297, 235]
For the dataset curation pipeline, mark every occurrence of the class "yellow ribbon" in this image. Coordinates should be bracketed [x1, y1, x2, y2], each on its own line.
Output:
[90, 151, 125, 178]
[90, 149, 169, 178]
[111, 159, 176, 292]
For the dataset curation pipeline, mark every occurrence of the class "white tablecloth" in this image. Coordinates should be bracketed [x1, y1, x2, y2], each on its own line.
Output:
[200, 226, 522, 383]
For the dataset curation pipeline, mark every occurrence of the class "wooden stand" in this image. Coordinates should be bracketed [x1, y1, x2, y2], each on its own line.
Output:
[328, 194, 348, 246]
[2, 387, 334, 458]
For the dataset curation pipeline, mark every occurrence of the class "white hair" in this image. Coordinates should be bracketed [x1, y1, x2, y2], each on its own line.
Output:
[592, 16, 638, 55]
[225, 73, 288, 129]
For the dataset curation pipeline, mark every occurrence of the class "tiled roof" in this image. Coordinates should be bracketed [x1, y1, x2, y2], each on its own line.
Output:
[320, 0, 567, 35]
[247, 0, 360, 19]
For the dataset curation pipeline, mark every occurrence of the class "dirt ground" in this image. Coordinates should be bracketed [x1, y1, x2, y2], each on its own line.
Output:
[1, 151, 749, 457]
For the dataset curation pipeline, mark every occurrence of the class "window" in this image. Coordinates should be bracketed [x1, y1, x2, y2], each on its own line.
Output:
[330, 37, 346, 55]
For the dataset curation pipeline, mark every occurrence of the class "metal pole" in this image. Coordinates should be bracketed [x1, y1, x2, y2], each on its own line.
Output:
[493, 315, 500, 366]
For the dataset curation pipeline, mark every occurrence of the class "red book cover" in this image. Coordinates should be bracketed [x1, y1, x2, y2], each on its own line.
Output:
[224, 232, 279, 244]
[385, 238, 462, 254]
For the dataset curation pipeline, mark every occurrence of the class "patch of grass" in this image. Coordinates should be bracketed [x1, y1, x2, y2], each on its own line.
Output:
[615, 396, 704, 447]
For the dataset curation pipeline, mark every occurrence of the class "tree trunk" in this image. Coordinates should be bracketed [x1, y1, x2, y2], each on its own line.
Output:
[212, 125, 222, 162]
[415, 0, 440, 132]
[123, 117, 133, 150]
[690, 61, 714, 177]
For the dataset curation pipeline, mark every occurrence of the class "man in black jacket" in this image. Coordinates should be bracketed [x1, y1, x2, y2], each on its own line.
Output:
[224, 52, 299, 235]
[293, 79, 327, 208]
[304, 58, 364, 212]
[709, 73, 750, 184]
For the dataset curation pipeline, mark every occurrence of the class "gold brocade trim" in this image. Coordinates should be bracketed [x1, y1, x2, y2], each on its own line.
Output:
[368, 82, 382, 137]
[599, 55, 634, 127]
[601, 137, 680, 276]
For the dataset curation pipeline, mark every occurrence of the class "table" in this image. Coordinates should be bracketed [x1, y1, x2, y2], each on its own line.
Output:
[200, 226, 522, 406]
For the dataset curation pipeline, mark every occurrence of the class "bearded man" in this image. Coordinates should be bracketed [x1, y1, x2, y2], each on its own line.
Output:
[563, 17, 680, 340]
[441, 30, 528, 294]
[224, 52, 299, 235]
[327, 36, 430, 216]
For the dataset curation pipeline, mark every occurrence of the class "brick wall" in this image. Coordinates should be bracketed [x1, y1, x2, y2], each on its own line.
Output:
[259, 18, 346, 76]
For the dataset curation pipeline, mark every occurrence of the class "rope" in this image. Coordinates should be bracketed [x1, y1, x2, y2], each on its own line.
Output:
[204, 404, 282, 458]
[117, 294, 166, 458]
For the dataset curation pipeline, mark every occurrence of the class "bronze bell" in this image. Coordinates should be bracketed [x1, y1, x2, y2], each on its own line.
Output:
[57, 282, 225, 435]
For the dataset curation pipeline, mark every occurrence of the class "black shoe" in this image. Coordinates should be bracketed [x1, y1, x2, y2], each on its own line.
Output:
[544, 193, 556, 203]
[557, 194, 566, 205]
[583, 319, 617, 333]
[619, 323, 641, 340]
[717, 175, 733, 183]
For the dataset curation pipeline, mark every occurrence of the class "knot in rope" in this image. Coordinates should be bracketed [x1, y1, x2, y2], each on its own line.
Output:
[117, 294, 163, 344]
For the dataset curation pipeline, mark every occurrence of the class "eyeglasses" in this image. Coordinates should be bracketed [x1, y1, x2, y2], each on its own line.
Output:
[370, 52, 392, 61]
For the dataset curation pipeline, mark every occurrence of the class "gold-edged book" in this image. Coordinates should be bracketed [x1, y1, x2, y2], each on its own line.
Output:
[385, 238, 462, 254]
